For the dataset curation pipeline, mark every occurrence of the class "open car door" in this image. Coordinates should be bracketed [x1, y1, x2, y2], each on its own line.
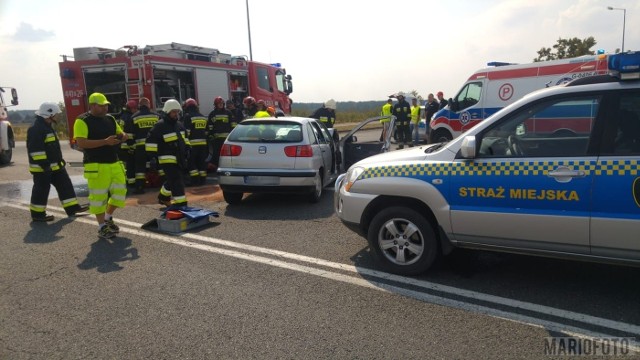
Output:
[339, 115, 395, 172]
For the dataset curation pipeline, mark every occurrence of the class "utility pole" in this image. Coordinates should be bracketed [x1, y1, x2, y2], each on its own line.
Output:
[246, 0, 253, 61]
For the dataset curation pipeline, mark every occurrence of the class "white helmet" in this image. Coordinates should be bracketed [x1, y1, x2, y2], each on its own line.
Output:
[325, 99, 337, 110]
[162, 99, 182, 113]
[35, 102, 61, 118]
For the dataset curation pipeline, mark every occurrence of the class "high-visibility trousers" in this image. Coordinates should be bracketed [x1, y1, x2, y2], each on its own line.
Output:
[83, 162, 127, 214]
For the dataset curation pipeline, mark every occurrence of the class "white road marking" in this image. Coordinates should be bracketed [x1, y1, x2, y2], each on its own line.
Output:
[4, 201, 639, 350]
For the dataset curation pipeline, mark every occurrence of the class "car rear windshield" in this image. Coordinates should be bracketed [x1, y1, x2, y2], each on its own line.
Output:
[228, 121, 303, 143]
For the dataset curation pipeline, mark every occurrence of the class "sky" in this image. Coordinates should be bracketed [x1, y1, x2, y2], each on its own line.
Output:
[1, 0, 638, 109]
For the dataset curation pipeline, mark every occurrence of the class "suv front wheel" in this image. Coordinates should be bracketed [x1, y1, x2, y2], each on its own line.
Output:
[367, 207, 438, 275]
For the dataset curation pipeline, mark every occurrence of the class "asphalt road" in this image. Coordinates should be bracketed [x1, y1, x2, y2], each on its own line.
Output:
[1, 142, 639, 359]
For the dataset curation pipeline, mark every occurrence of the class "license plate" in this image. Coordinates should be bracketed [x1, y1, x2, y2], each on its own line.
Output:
[244, 176, 280, 185]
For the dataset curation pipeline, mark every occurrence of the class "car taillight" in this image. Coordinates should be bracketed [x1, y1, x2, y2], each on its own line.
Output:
[220, 144, 242, 156]
[284, 145, 313, 157]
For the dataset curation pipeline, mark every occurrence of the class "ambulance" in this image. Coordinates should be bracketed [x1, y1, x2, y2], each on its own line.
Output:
[0, 86, 18, 165]
[429, 54, 610, 143]
[335, 51, 640, 275]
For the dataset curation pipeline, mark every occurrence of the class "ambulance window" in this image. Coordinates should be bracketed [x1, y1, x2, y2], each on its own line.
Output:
[455, 82, 482, 110]
[477, 95, 601, 158]
[256, 67, 271, 92]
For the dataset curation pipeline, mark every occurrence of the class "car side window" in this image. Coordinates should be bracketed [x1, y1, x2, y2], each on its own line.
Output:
[611, 92, 640, 155]
[306, 124, 318, 145]
[316, 121, 334, 143]
[477, 95, 601, 158]
[309, 122, 328, 144]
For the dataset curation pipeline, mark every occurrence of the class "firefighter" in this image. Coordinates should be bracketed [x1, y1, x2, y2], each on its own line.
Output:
[73, 93, 128, 239]
[226, 99, 244, 125]
[117, 99, 137, 187]
[254, 100, 271, 118]
[393, 92, 412, 149]
[207, 96, 235, 170]
[310, 99, 336, 128]
[146, 99, 190, 208]
[125, 97, 159, 194]
[242, 96, 258, 119]
[181, 98, 208, 186]
[27, 102, 89, 221]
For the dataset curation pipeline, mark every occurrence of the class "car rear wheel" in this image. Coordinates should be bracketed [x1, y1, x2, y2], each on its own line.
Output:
[223, 191, 243, 205]
[367, 206, 438, 275]
[308, 172, 323, 203]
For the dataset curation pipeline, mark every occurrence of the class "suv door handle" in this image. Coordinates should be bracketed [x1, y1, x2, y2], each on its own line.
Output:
[548, 166, 586, 183]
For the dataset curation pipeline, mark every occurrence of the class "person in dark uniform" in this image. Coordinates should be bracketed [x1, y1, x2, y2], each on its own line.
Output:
[27, 102, 89, 221]
[226, 99, 244, 124]
[207, 97, 235, 170]
[125, 97, 159, 194]
[242, 96, 258, 119]
[181, 98, 208, 186]
[116, 99, 137, 187]
[146, 99, 190, 208]
[437, 91, 448, 110]
[393, 92, 412, 149]
[310, 99, 336, 128]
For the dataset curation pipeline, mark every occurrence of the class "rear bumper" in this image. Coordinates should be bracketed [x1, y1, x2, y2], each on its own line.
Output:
[217, 168, 317, 192]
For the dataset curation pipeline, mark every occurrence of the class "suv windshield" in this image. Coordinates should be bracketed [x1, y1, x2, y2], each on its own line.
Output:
[228, 121, 303, 143]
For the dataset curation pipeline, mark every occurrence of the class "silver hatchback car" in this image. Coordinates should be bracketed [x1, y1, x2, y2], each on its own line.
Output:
[217, 117, 340, 204]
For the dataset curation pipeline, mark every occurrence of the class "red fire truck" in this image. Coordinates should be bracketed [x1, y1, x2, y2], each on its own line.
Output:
[59, 42, 293, 146]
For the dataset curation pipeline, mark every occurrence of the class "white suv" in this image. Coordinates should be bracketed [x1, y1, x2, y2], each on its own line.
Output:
[334, 52, 640, 275]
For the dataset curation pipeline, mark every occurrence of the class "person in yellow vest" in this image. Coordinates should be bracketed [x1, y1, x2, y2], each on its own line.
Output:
[73, 93, 128, 239]
[410, 97, 422, 146]
[253, 100, 271, 118]
[380, 98, 393, 141]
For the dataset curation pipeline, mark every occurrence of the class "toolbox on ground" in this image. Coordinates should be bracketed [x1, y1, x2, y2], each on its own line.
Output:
[145, 206, 219, 234]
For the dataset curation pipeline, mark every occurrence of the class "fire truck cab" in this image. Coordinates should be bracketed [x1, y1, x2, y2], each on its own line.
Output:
[59, 42, 293, 146]
[0, 86, 18, 165]
[430, 54, 610, 143]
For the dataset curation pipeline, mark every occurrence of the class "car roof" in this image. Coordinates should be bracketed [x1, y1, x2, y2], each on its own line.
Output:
[241, 116, 314, 124]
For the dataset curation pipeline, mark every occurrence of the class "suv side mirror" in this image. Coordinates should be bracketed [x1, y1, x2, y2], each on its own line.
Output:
[460, 135, 477, 158]
[10, 88, 18, 106]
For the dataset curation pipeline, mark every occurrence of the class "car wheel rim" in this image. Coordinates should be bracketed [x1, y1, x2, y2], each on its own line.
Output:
[377, 218, 425, 266]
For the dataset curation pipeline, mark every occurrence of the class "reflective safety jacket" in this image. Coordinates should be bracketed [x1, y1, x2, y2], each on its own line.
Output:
[380, 102, 393, 123]
[310, 107, 336, 128]
[411, 105, 421, 124]
[182, 108, 208, 146]
[393, 99, 411, 123]
[26, 116, 65, 173]
[146, 115, 190, 168]
[207, 108, 236, 140]
[254, 110, 270, 118]
[126, 107, 160, 149]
